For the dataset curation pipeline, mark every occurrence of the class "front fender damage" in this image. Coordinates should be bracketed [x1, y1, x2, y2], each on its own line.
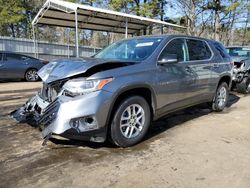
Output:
[9, 59, 130, 145]
[10, 90, 109, 145]
[232, 59, 250, 83]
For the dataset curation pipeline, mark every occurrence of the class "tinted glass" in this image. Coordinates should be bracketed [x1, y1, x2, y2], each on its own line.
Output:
[95, 37, 163, 61]
[5, 53, 22, 61]
[160, 38, 187, 62]
[186, 39, 212, 61]
[226, 47, 250, 57]
[0, 53, 3, 61]
[213, 42, 230, 60]
[20, 55, 30, 60]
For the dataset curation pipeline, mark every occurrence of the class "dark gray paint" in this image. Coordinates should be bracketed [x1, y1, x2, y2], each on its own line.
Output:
[11, 35, 232, 143]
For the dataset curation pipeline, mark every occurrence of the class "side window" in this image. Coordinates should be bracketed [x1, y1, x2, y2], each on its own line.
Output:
[159, 38, 187, 62]
[0, 53, 3, 61]
[20, 55, 30, 61]
[186, 39, 212, 61]
[213, 42, 231, 61]
[5, 53, 22, 61]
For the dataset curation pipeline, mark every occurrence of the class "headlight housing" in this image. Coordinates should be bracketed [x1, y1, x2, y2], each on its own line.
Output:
[63, 78, 113, 96]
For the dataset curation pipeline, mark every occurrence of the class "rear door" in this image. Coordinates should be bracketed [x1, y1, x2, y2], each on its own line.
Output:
[210, 42, 232, 92]
[184, 38, 213, 102]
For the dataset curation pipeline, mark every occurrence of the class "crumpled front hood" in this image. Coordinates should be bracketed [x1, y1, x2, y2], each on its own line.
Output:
[38, 58, 106, 83]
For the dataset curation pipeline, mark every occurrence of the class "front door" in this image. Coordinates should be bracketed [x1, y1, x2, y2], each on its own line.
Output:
[155, 38, 199, 115]
[184, 38, 214, 102]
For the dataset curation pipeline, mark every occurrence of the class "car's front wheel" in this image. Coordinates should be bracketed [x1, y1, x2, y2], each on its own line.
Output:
[212, 82, 229, 112]
[110, 96, 151, 147]
[25, 69, 39, 82]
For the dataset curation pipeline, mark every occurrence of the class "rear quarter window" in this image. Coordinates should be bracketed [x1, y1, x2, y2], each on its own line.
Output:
[186, 39, 212, 61]
[212, 42, 230, 61]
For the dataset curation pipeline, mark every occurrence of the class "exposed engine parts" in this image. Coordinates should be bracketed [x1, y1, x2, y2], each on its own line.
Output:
[232, 60, 250, 94]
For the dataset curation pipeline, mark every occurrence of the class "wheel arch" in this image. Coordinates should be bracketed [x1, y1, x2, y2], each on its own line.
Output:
[105, 85, 156, 133]
[218, 74, 232, 88]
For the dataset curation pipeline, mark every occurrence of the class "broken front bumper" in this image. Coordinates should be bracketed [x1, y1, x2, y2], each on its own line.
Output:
[11, 90, 113, 143]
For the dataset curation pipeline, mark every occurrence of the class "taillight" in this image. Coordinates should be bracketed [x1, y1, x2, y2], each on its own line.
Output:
[41, 60, 49, 64]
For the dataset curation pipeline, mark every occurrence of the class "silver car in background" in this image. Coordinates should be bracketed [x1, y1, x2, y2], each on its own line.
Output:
[226, 46, 250, 93]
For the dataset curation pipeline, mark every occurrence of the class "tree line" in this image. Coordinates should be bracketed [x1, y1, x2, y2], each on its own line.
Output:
[0, 0, 249, 47]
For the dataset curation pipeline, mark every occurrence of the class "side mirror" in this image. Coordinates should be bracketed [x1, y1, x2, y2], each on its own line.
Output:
[158, 54, 178, 65]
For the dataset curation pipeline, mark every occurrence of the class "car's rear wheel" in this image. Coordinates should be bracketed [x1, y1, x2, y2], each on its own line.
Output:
[25, 69, 39, 82]
[110, 96, 151, 147]
[236, 75, 250, 94]
[212, 82, 229, 112]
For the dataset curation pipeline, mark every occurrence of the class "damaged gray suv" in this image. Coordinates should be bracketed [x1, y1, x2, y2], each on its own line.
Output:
[11, 35, 232, 147]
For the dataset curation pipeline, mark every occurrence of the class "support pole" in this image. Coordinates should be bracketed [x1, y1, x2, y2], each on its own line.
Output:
[125, 17, 128, 38]
[160, 0, 164, 34]
[75, 10, 79, 58]
[32, 25, 36, 58]
[160, 25, 164, 35]
[67, 28, 70, 58]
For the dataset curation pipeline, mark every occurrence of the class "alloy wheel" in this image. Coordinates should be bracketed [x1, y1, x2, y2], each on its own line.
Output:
[26, 69, 39, 81]
[217, 86, 227, 107]
[120, 104, 145, 139]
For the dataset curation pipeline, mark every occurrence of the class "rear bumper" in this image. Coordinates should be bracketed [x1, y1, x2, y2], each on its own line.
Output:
[11, 90, 113, 142]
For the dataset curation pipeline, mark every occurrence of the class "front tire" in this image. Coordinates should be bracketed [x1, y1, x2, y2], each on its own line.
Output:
[212, 82, 229, 112]
[25, 69, 39, 82]
[236, 76, 250, 94]
[110, 96, 151, 147]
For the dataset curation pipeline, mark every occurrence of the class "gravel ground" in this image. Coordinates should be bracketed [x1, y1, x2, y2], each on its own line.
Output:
[0, 82, 250, 188]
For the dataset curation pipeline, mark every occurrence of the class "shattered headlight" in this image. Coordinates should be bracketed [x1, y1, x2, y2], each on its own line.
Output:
[63, 78, 113, 96]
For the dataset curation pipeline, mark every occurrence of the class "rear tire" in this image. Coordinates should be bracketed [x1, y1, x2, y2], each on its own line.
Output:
[110, 96, 151, 147]
[236, 76, 250, 94]
[212, 82, 229, 112]
[25, 69, 39, 82]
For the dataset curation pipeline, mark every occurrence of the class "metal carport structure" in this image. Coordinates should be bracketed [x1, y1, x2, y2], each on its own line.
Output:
[32, 0, 186, 58]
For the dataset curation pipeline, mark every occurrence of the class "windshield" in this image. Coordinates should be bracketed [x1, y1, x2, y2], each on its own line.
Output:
[94, 37, 163, 61]
[226, 47, 250, 57]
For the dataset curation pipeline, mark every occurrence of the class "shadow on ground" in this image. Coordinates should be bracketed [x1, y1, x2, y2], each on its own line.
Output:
[0, 79, 23, 83]
[48, 93, 241, 148]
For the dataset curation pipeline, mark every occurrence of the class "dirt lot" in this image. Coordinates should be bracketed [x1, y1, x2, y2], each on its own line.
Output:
[0, 82, 250, 188]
